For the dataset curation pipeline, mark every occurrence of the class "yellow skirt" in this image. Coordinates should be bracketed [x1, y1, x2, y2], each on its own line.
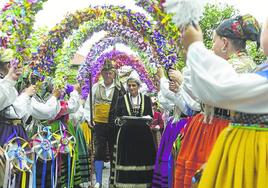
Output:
[199, 125, 268, 188]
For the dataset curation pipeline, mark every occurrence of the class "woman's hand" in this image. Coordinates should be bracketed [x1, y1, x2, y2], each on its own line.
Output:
[156, 67, 165, 79]
[182, 25, 203, 52]
[52, 88, 61, 99]
[168, 69, 183, 85]
[169, 81, 180, 93]
[24, 85, 37, 97]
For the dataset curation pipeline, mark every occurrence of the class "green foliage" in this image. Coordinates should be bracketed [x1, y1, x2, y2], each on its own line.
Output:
[174, 3, 238, 70]
[27, 26, 49, 54]
[0, 0, 47, 62]
[67, 67, 78, 84]
[200, 4, 239, 49]
[246, 41, 267, 64]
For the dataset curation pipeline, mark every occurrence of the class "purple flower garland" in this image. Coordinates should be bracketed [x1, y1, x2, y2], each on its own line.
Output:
[80, 50, 156, 99]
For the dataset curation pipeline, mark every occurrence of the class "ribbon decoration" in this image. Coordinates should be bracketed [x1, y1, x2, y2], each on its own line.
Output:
[31, 126, 60, 188]
[4, 137, 34, 172]
[53, 121, 76, 188]
[54, 121, 76, 155]
[31, 127, 59, 161]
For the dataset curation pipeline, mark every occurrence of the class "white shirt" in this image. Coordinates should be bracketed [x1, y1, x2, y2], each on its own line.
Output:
[27, 95, 60, 121]
[187, 41, 268, 114]
[128, 93, 141, 106]
[66, 90, 80, 114]
[84, 81, 115, 122]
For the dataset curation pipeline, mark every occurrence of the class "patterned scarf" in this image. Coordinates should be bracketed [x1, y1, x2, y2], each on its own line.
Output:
[216, 14, 260, 45]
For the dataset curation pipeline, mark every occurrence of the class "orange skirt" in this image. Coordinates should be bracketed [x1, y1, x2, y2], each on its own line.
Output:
[173, 113, 229, 188]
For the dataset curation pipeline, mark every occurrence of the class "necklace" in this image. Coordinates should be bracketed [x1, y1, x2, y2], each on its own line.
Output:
[129, 94, 142, 116]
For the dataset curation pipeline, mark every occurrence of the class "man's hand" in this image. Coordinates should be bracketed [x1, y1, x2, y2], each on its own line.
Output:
[52, 88, 61, 99]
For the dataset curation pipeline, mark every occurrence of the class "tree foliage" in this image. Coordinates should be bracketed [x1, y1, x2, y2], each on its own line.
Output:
[173, 3, 266, 68]
[200, 4, 238, 49]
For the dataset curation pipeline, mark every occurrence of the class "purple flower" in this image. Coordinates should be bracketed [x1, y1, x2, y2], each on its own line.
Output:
[65, 84, 74, 95]
[28, 0, 38, 3]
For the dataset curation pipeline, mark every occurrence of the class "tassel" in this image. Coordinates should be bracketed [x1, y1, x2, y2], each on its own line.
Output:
[203, 104, 214, 124]
[163, 0, 207, 27]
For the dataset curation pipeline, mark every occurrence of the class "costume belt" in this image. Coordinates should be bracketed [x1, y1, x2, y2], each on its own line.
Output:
[0, 119, 22, 126]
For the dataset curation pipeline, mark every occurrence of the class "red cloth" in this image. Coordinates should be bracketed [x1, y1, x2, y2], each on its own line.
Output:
[48, 101, 69, 124]
[150, 111, 164, 129]
[174, 113, 229, 188]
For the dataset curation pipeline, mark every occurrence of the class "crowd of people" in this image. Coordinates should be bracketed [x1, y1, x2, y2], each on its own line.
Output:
[1, 8, 268, 188]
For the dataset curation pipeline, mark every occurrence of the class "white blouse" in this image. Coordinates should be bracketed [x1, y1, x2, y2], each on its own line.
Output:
[29, 95, 60, 120]
[187, 41, 268, 114]
[158, 68, 201, 115]
[2, 93, 31, 119]
[0, 77, 18, 111]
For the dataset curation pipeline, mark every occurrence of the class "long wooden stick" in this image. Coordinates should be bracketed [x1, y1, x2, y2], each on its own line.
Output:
[88, 72, 94, 188]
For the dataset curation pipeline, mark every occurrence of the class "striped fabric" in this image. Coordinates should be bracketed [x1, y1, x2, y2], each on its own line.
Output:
[152, 118, 187, 188]
[0, 147, 5, 188]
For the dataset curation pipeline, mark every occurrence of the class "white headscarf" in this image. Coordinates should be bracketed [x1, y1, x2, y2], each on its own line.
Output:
[127, 70, 142, 86]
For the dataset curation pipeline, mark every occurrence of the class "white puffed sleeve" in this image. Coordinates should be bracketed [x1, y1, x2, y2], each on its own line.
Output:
[30, 96, 60, 120]
[187, 41, 268, 113]
[0, 77, 17, 111]
[67, 90, 80, 114]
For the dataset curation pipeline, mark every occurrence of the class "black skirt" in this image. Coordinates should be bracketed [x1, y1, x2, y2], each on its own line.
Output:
[114, 119, 156, 188]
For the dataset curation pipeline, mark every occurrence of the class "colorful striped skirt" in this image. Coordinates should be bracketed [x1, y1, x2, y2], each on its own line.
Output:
[174, 113, 229, 188]
[152, 118, 188, 188]
[199, 125, 268, 188]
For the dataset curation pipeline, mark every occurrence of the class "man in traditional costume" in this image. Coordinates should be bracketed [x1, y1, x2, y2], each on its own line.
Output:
[85, 60, 125, 188]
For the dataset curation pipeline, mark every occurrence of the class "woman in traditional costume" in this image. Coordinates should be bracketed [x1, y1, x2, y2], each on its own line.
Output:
[0, 48, 36, 188]
[174, 14, 260, 188]
[69, 98, 91, 187]
[48, 84, 81, 188]
[114, 75, 156, 188]
[180, 15, 268, 188]
[152, 67, 200, 188]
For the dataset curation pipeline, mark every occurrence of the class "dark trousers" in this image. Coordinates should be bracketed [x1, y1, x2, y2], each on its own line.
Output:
[93, 123, 118, 162]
